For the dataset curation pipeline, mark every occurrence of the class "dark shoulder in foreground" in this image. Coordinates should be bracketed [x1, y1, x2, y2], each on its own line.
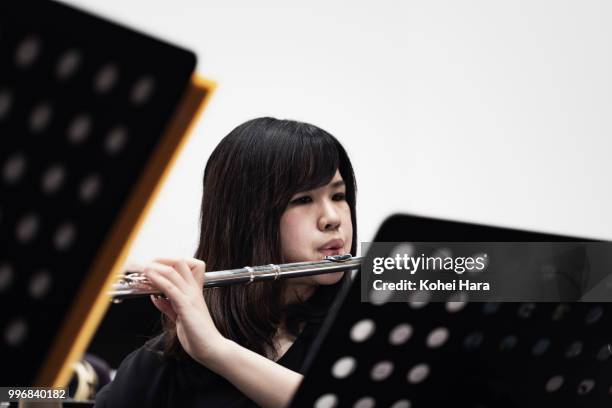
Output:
[94, 319, 323, 408]
[94, 334, 172, 408]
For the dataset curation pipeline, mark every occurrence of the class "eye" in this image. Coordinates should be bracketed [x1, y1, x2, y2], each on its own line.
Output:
[290, 195, 312, 205]
[332, 192, 346, 201]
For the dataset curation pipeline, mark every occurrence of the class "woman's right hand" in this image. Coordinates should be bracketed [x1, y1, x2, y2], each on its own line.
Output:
[130, 259, 304, 408]
[139, 258, 228, 365]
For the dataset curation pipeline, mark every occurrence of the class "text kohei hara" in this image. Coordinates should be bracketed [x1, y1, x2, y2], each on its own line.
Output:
[373, 279, 490, 291]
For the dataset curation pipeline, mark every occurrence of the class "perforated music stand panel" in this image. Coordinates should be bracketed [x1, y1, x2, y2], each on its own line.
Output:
[0, 1, 214, 386]
[291, 214, 612, 408]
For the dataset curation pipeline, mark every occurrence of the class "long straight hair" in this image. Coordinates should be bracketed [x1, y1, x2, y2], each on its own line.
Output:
[162, 117, 357, 358]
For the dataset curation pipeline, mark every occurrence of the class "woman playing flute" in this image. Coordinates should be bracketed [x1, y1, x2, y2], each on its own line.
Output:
[95, 117, 357, 408]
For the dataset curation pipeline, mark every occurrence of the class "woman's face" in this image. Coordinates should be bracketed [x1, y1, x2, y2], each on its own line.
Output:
[280, 169, 353, 287]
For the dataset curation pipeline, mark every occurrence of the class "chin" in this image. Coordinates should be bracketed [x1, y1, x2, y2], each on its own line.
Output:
[314, 271, 344, 285]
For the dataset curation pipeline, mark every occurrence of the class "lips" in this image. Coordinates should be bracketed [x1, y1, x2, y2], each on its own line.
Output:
[318, 238, 345, 256]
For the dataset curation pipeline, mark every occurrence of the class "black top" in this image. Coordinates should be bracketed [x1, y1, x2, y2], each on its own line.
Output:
[93, 322, 322, 408]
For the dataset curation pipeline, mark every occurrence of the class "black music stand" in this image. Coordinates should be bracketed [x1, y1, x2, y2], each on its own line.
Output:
[290, 214, 612, 408]
[0, 0, 213, 388]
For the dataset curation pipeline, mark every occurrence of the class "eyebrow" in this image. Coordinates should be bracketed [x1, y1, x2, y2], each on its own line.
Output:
[293, 180, 346, 197]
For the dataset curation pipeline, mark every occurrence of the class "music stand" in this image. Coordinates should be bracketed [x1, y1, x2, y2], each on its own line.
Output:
[290, 214, 612, 408]
[0, 0, 214, 387]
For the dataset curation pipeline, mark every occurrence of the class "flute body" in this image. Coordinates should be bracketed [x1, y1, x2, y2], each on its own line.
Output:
[110, 254, 362, 301]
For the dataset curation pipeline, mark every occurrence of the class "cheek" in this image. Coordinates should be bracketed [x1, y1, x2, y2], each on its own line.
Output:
[280, 209, 308, 257]
[341, 205, 354, 246]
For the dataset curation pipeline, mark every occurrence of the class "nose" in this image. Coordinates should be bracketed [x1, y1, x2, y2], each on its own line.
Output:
[318, 199, 341, 231]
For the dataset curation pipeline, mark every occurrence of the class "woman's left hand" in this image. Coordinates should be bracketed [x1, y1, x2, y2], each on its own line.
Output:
[141, 258, 227, 364]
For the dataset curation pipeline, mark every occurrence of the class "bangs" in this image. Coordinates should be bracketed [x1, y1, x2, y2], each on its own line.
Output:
[213, 117, 355, 217]
[279, 125, 341, 195]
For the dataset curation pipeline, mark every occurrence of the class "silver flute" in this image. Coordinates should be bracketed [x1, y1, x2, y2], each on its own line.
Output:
[109, 254, 362, 302]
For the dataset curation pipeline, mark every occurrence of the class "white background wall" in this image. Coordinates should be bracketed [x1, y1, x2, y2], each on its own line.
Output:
[64, 0, 612, 262]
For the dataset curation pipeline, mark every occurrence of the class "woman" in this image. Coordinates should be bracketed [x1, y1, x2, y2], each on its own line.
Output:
[95, 117, 357, 407]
